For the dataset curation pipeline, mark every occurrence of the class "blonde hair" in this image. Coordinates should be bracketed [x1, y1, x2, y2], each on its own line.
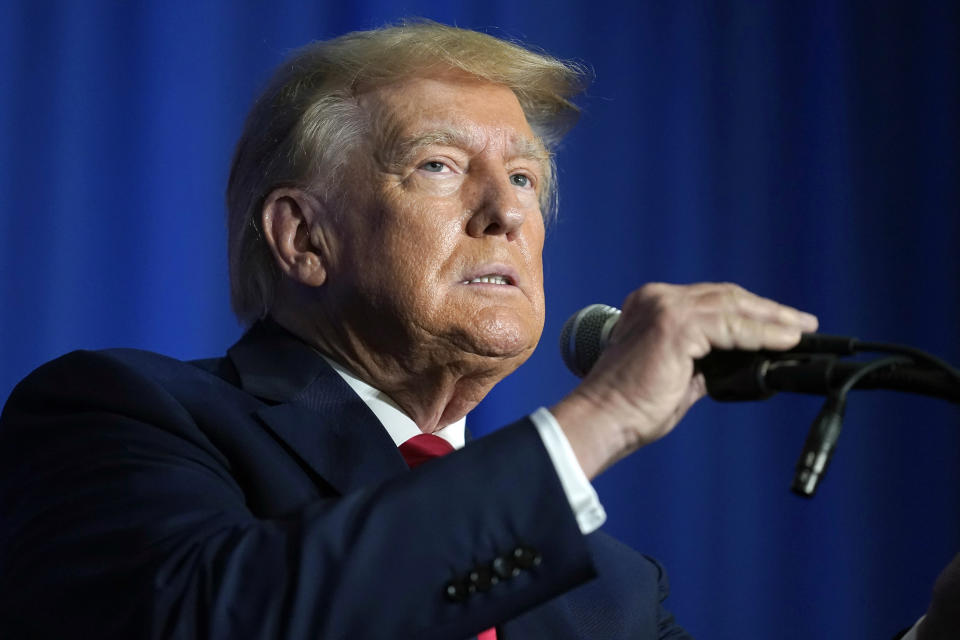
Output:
[226, 19, 589, 324]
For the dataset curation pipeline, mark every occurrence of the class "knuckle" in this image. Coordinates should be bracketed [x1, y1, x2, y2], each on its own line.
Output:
[636, 281, 668, 299]
[625, 282, 668, 311]
[722, 282, 743, 301]
[723, 314, 745, 339]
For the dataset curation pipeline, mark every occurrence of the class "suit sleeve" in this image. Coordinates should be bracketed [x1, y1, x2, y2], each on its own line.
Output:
[645, 555, 694, 640]
[0, 350, 595, 640]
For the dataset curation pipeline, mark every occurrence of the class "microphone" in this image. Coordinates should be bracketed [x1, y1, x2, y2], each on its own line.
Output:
[560, 303, 959, 498]
[559, 304, 621, 378]
[559, 304, 960, 403]
[560, 303, 849, 387]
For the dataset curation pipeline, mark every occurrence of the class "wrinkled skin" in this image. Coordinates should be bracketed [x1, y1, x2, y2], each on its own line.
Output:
[262, 69, 820, 476]
[265, 71, 547, 431]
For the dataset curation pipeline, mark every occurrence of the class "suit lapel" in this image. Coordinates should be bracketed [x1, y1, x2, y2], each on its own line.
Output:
[227, 321, 409, 495]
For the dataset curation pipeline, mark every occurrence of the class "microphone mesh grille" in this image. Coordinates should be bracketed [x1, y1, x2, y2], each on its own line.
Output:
[560, 304, 620, 377]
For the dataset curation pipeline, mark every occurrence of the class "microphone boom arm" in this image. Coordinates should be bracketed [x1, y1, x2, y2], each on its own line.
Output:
[699, 352, 960, 404]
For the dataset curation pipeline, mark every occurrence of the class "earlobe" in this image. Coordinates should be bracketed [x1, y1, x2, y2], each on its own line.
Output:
[261, 188, 328, 287]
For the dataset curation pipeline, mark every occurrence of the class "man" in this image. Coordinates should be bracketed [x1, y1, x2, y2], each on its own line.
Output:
[4, 20, 929, 639]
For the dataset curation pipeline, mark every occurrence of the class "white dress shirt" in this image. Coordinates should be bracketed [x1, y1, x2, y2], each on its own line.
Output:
[323, 356, 606, 534]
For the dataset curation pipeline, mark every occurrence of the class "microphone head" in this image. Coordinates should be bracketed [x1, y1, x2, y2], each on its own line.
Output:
[560, 304, 621, 378]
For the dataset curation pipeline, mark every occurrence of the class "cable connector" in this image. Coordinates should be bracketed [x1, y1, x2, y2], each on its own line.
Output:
[791, 396, 846, 497]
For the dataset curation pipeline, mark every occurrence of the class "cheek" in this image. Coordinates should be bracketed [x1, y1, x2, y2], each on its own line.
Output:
[376, 201, 462, 291]
[526, 230, 547, 334]
[524, 223, 547, 290]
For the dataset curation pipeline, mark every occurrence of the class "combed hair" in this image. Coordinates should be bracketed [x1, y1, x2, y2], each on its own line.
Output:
[226, 19, 590, 325]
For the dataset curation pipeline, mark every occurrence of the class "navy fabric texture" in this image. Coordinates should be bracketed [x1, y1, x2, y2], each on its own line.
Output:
[0, 323, 689, 638]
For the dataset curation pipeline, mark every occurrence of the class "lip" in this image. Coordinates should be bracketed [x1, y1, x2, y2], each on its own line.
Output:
[459, 263, 521, 287]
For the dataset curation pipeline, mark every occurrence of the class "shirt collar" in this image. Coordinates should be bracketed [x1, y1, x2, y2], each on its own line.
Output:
[320, 355, 466, 450]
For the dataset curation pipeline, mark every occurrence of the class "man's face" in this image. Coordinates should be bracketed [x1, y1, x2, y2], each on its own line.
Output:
[320, 71, 547, 368]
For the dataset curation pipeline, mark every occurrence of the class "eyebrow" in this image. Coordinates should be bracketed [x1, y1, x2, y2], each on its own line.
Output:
[377, 123, 551, 173]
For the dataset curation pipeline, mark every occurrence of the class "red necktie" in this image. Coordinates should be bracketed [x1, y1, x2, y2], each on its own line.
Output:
[397, 433, 455, 468]
[397, 434, 498, 640]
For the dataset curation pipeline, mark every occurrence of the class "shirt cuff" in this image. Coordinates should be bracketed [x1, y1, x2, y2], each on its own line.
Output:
[529, 406, 607, 534]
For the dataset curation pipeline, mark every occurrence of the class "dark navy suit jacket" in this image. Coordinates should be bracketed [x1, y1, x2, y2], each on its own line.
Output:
[0, 322, 691, 639]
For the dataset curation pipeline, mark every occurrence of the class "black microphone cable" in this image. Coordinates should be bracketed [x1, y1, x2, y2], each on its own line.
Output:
[790, 355, 911, 497]
[847, 340, 960, 385]
[783, 342, 960, 497]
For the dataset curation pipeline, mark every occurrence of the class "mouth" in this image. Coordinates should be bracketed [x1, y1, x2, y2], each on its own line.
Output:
[459, 263, 522, 290]
[461, 274, 515, 286]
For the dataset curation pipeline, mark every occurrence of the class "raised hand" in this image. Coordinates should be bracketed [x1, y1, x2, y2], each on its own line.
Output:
[553, 282, 819, 478]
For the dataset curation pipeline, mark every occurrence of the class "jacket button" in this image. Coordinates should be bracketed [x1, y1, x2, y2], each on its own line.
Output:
[444, 579, 470, 602]
[492, 555, 520, 579]
[469, 565, 497, 592]
[512, 546, 542, 570]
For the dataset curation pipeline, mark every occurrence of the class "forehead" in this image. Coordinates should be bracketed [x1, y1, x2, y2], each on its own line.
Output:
[358, 72, 544, 158]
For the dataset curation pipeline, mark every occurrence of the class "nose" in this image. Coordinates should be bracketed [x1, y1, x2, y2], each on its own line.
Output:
[465, 168, 527, 239]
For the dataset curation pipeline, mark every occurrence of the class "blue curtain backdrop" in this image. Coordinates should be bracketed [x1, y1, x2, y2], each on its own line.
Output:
[1, 1, 957, 638]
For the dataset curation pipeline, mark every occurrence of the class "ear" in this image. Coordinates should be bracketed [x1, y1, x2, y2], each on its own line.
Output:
[261, 188, 329, 287]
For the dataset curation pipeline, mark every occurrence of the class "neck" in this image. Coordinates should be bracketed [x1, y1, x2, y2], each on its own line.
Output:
[270, 306, 522, 433]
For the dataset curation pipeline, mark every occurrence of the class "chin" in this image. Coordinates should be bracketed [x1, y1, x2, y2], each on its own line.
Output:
[460, 307, 543, 361]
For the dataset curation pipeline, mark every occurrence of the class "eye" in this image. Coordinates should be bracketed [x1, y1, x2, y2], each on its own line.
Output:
[420, 161, 448, 173]
[510, 173, 532, 188]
